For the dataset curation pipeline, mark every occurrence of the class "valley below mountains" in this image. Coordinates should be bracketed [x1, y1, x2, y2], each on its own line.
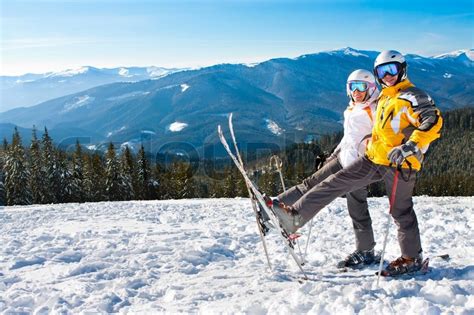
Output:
[1, 48, 472, 156]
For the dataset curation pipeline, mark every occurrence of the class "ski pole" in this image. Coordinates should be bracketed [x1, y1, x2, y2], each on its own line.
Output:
[270, 155, 312, 263]
[270, 155, 303, 260]
[302, 218, 313, 264]
[376, 167, 400, 287]
[303, 154, 327, 264]
[270, 155, 286, 191]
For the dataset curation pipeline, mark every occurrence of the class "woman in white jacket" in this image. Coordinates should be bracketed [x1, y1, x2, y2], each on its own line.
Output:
[275, 69, 380, 269]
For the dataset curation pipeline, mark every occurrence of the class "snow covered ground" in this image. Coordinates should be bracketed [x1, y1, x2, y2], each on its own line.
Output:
[1, 197, 473, 314]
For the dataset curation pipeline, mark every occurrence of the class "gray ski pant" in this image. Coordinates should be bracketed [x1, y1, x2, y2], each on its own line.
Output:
[281, 156, 421, 258]
[277, 156, 375, 251]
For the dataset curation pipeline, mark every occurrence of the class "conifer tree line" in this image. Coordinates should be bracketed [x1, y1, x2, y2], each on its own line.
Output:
[415, 107, 473, 196]
[0, 127, 199, 206]
[0, 107, 471, 206]
[0, 126, 341, 206]
[261, 107, 473, 198]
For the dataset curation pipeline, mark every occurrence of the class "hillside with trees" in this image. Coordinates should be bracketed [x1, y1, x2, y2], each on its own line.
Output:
[0, 108, 471, 206]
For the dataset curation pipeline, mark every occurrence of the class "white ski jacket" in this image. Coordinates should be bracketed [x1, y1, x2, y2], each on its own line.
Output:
[333, 91, 379, 168]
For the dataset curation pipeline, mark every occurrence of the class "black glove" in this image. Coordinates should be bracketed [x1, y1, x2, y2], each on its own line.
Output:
[315, 153, 328, 170]
[387, 141, 420, 166]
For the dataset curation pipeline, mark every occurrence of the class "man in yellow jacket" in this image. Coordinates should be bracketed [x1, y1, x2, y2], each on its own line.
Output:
[271, 50, 443, 276]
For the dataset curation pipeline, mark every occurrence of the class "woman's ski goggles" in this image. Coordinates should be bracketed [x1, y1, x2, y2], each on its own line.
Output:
[348, 81, 369, 92]
[375, 63, 399, 79]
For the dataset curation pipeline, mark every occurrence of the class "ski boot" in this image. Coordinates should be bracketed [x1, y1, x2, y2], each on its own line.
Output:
[262, 195, 303, 235]
[379, 253, 424, 277]
[337, 248, 380, 270]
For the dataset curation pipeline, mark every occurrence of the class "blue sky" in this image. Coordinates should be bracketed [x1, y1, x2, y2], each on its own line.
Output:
[1, 0, 473, 75]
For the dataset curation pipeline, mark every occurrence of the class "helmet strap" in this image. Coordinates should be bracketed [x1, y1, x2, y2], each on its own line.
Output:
[393, 62, 407, 85]
[363, 91, 370, 102]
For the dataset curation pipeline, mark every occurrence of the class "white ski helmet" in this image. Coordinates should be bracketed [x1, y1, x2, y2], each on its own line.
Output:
[373, 50, 407, 86]
[346, 69, 378, 102]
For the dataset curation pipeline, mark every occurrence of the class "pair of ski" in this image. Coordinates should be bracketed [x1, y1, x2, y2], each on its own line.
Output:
[217, 113, 309, 281]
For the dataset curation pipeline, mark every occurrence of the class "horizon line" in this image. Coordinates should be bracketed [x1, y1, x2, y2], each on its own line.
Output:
[1, 46, 472, 77]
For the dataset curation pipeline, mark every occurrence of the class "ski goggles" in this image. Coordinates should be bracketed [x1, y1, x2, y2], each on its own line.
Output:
[375, 63, 399, 79]
[348, 81, 369, 93]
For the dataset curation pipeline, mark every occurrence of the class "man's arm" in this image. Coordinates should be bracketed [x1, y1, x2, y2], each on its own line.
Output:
[398, 87, 443, 149]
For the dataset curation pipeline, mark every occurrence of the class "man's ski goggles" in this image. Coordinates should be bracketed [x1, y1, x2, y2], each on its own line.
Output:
[348, 81, 369, 92]
[375, 63, 399, 79]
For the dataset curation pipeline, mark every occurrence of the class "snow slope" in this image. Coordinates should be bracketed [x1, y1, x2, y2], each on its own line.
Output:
[0, 197, 473, 314]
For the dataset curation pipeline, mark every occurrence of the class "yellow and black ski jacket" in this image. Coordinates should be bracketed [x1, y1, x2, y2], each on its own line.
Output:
[366, 79, 443, 171]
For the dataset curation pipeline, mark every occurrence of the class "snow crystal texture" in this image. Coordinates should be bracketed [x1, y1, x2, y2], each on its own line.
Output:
[0, 197, 472, 313]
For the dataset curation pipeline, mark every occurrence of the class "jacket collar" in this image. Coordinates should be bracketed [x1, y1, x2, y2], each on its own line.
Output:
[380, 79, 414, 97]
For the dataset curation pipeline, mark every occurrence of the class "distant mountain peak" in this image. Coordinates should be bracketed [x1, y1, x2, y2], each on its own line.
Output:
[146, 66, 183, 78]
[326, 47, 369, 58]
[118, 67, 131, 77]
[433, 49, 474, 61]
[295, 47, 374, 60]
[46, 66, 93, 78]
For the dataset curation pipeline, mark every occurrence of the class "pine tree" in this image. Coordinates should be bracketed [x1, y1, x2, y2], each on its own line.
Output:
[136, 145, 153, 200]
[174, 161, 195, 199]
[0, 138, 8, 206]
[29, 126, 43, 204]
[258, 168, 279, 197]
[57, 150, 75, 203]
[161, 160, 195, 199]
[41, 128, 60, 203]
[83, 154, 93, 202]
[209, 180, 221, 198]
[5, 128, 31, 205]
[193, 179, 209, 198]
[235, 168, 248, 197]
[120, 146, 136, 200]
[105, 142, 127, 201]
[93, 153, 107, 201]
[84, 152, 106, 202]
[153, 162, 165, 199]
[71, 140, 86, 202]
[222, 166, 237, 197]
[208, 174, 225, 198]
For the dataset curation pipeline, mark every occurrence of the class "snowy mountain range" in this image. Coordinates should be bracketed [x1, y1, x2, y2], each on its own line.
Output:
[0, 48, 472, 154]
[0, 66, 185, 112]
